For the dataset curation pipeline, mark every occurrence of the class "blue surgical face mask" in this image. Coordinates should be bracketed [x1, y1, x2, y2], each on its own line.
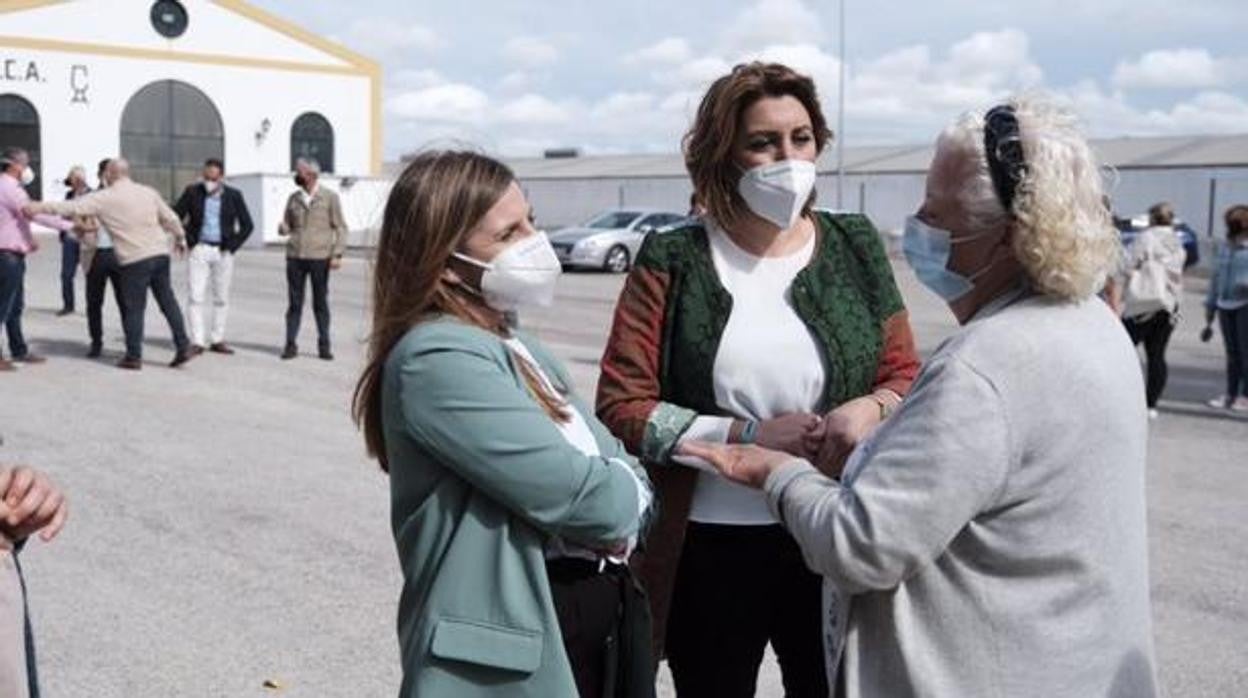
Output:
[903, 216, 995, 302]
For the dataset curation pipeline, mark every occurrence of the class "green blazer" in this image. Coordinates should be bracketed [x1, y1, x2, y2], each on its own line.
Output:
[383, 317, 650, 697]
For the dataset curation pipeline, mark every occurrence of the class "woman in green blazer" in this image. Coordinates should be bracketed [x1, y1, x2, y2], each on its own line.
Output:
[353, 150, 654, 698]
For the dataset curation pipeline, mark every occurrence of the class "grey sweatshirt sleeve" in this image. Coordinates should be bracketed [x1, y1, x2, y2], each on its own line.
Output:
[765, 355, 1014, 594]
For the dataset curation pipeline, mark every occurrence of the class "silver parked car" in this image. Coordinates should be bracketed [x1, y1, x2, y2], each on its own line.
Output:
[549, 208, 688, 272]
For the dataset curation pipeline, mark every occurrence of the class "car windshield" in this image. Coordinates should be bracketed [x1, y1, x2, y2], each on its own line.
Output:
[585, 211, 642, 229]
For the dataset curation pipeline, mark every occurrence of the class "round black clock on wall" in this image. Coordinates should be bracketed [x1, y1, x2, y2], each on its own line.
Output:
[151, 1, 189, 39]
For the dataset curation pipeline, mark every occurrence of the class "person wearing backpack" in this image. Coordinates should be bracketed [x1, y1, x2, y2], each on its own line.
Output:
[1119, 202, 1187, 418]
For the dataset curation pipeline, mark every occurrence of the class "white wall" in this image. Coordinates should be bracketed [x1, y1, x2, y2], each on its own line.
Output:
[1, 46, 372, 196]
[231, 173, 390, 248]
[7, 0, 353, 68]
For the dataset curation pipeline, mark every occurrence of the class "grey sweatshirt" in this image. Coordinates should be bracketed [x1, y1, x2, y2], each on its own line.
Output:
[766, 293, 1158, 698]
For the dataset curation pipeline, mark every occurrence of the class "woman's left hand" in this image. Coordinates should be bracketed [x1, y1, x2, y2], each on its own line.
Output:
[804, 397, 882, 478]
[677, 441, 797, 490]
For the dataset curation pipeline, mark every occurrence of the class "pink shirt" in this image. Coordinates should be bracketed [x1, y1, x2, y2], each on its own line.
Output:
[0, 172, 72, 254]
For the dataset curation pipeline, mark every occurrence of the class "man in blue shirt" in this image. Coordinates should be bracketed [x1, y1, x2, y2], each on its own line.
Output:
[174, 158, 254, 355]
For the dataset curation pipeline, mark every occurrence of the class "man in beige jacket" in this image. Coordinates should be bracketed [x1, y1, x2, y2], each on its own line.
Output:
[279, 158, 345, 360]
[26, 158, 193, 370]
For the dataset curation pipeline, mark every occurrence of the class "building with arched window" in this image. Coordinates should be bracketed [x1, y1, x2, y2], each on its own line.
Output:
[0, 0, 382, 243]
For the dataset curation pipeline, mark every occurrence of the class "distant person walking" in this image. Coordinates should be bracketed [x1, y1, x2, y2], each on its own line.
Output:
[174, 158, 254, 355]
[279, 158, 345, 361]
[57, 166, 90, 316]
[1119, 202, 1187, 418]
[1202, 204, 1248, 412]
[25, 158, 194, 370]
[0, 147, 74, 372]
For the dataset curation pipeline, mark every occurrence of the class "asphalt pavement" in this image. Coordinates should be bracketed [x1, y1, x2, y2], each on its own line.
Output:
[2, 238, 1244, 697]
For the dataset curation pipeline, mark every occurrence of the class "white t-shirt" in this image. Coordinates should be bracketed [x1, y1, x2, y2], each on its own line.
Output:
[503, 338, 649, 559]
[676, 221, 826, 525]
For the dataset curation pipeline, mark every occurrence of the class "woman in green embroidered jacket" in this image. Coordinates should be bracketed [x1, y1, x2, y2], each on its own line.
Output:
[596, 62, 922, 695]
[353, 151, 654, 698]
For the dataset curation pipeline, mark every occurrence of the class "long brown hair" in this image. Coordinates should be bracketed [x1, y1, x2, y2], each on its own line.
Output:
[683, 62, 832, 227]
[352, 150, 568, 472]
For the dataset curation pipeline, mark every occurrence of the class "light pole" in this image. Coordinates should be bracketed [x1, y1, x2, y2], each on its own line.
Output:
[836, 0, 846, 210]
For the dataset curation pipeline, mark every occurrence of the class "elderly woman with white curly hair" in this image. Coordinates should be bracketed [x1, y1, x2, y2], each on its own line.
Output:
[681, 94, 1158, 698]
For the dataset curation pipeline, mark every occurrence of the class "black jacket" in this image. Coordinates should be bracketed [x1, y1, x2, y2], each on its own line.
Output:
[174, 183, 255, 253]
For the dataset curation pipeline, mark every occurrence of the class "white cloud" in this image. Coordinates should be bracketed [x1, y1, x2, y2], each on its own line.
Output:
[386, 83, 490, 123]
[1065, 82, 1248, 137]
[844, 29, 1045, 141]
[502, 36, 559, 68]
[721, 0, 824, 53]
[389, 69, 445, 90]
[498, 94, 572, 125]
[670, 56, 733, 88]
[498, 71, 532, 93]
[345, 18, 441, 55]
[624, 38, 694, 66]
[1111, 48, 1247, 90]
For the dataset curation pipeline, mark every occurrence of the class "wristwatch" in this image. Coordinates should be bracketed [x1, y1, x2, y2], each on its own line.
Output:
[732, 419, 759, 444]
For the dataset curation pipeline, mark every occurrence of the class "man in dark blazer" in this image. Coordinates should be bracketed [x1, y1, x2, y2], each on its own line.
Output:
[174, 158, 254, 355]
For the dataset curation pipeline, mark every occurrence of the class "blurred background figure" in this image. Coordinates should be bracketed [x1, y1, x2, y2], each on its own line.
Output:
[279, 158, 345, 361]
[56, 165, 90, 317]
[1118, 202, 1188, 418]
[77, 159, 126, 359]
[1202, 204, 1248, 412]
[25, 158, 192, 370]
[174, 158, 254, 356]
[0, 147, 74, 372]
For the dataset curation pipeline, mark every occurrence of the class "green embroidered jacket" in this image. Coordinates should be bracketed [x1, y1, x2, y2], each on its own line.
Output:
[594, 210, 921, 656]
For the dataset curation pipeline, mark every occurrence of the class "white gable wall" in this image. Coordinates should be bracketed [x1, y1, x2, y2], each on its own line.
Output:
[1, 0, 353, 68]
[1, 46, 372, 183]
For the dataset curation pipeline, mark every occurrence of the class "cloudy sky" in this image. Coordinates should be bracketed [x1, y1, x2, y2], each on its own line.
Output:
[255, 0, 1248, 159]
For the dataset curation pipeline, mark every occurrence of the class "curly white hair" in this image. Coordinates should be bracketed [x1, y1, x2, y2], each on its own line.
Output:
[936, 94, 1120, 301]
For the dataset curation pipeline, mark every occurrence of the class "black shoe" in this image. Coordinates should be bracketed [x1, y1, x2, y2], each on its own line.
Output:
[318, 347, 334, 361]
[281, 344, 298, 360]
[209, 342, 235, 355]
[116, 357, 142, 370]
[56, 308, 74, 317]
[170, 350, 195, 368]
[86, 344, 102, 359]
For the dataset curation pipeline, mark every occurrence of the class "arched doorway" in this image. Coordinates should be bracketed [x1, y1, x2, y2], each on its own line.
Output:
[0, 94, 42, 200]
[290, 112, 334, 174]
[120, 80, 223, 202]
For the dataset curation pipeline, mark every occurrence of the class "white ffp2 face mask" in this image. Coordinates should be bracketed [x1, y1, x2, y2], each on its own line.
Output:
[453, 232, 563, 311]
[737, 159, 818, 229]
[19, 166, 35, 187]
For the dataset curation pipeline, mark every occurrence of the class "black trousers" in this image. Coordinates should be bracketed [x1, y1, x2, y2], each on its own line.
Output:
[59, 232, 79, 312]
[1124, 311, 1175, 408]
[1219, 306, 1248, 399]
[285, 258, 330, 349]
[666, 523, 827, 698]
[86, 249, 125, 348]
[548, 559, 625, 698]
[119, 255, 189, 360]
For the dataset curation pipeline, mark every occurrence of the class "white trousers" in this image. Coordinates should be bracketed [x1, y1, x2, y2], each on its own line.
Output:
[186, 244, 235, 346]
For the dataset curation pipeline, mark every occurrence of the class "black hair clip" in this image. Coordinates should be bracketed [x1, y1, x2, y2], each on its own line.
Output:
[983, 104, 1027, 213]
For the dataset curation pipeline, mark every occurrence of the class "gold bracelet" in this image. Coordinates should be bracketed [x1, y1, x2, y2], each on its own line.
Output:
[869, 392, 896, 420]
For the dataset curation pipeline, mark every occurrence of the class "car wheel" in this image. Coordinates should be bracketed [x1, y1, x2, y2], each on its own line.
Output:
[604, 245, 631, 273]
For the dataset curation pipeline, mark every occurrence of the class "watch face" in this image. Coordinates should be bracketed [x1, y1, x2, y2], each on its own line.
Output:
[151, 1, 189, 39]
